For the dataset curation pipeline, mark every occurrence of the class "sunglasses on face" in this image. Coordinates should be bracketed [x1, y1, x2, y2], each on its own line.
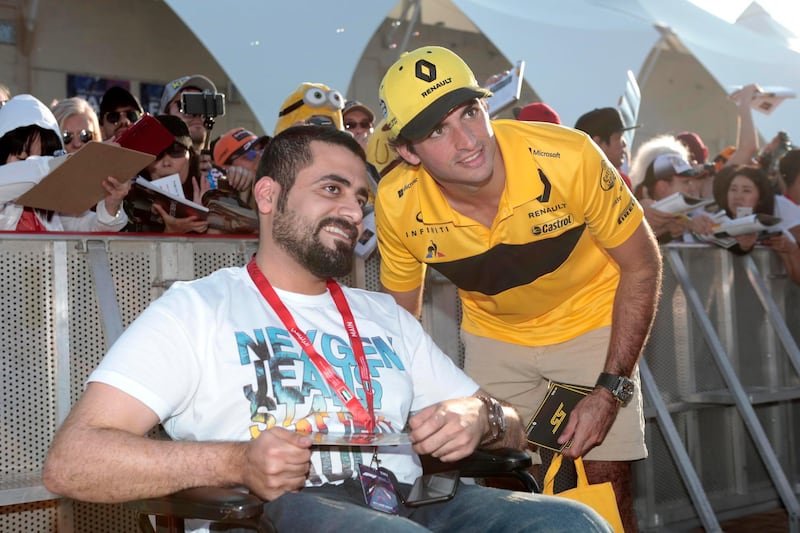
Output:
[230, 148, 262, 164]
[104, 110, 141, 125]
[156, 142, 190, 160]
[344, 119, 373, 130]
[62, 129, 94, 144]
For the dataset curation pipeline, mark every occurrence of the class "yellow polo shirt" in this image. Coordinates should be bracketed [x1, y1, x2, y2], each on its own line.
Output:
[375, 120, 643, 346]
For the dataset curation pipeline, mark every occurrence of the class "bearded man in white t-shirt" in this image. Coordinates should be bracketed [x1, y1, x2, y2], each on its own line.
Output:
[43, 125, 611, 533]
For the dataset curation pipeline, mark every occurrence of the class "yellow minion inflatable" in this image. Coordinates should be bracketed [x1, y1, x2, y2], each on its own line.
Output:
[274, 82, 345, 135]
[366, 118, 403, 179]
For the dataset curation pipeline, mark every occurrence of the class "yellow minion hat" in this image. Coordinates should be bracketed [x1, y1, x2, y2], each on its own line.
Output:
[274, 82, 345, 135]
[379, 46, 491, 141]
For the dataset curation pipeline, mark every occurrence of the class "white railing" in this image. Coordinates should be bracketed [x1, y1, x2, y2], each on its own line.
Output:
[1, 235, 798, 532]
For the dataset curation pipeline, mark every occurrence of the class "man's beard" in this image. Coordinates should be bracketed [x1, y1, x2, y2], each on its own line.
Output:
[272, 209, 357, 279]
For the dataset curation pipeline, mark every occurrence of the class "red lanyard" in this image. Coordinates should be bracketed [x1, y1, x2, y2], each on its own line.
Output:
[246, 259, 376, 433]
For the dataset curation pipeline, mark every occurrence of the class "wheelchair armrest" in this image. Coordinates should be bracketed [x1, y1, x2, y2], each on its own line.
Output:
[422, 447, 539, 493]
[423, 447, 531, 475]
[124, 486, 264, 522]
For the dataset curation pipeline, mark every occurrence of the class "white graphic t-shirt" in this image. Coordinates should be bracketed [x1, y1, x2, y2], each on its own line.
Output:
[89, 266, 478, 486]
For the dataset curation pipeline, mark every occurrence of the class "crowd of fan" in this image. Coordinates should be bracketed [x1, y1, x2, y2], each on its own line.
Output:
[2, 74, 799, 282]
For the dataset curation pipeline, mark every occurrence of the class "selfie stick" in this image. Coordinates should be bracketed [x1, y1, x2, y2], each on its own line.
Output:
[202, 116, 215, 152]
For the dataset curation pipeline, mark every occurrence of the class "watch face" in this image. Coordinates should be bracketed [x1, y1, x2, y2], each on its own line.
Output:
[616, 378, 635, 402]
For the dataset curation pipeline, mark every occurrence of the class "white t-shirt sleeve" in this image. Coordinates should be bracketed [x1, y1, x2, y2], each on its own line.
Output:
[87, 284, 203, 421]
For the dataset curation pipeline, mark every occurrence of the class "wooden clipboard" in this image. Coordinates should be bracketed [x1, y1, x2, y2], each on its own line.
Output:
[15, 142, 154, 215]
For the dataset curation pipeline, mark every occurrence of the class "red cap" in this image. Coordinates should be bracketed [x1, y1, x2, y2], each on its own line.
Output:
[516, 102, 561, 124]
[676, 131, 709, 164]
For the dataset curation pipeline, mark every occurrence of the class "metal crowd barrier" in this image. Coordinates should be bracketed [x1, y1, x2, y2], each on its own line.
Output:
[0, 235, 798, 532]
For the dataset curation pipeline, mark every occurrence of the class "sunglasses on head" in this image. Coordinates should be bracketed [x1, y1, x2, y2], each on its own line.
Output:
[104, 110, 141, 125]
[62, 129, 94, 144]
[344, 119, 373, 130]
[156, 142, 190, 160]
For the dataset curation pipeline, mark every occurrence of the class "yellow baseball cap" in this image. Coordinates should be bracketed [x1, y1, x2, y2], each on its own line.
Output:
[379, 46, 492, 141]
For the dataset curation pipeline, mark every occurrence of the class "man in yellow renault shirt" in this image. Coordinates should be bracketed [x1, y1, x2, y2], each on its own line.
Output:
[374, 46, 662, 533]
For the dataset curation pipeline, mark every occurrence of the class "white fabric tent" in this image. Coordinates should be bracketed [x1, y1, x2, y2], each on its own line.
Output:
[165, 0, 800, 144]
[164, 0, 395, 134]
[454, 0, 800, 140]
[735, 2, 799, 52]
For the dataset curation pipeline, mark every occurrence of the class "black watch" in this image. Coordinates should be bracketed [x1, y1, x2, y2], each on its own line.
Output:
[595, 372, 635, 404]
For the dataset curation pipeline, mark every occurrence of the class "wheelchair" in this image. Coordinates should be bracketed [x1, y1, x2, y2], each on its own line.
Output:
[125, 447, 539, 533]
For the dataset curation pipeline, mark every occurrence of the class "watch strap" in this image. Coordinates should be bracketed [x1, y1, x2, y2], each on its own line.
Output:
[595, 372, 634, 404]
[595, 372, 620, 391]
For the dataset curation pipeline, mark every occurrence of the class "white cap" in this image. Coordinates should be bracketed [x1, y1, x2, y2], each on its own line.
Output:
[158, 74, 217, 114]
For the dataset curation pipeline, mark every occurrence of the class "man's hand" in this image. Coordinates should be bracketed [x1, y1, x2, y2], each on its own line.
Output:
[556, 389, 619, 458]
[407, 398, 486, 462]
[224, 165, 256, 192]
[687, 213, 715, 236]
[642, 203, 687, 238]
[731, 83, 761, 108]
[734, 232, 758, 252]
[764, 233, 796, 255]
[242, 428, 312, 501]
[198, 152, 214, 175]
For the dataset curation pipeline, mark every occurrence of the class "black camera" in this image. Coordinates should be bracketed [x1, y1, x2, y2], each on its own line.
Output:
[306, 115, 335, 128]
[180, 92, 226, 117]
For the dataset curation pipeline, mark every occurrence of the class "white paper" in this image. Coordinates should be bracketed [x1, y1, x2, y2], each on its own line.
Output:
[713, 213, 781, 237]
[147, 173, 186, 199]
[729, 86, 797, 116]
[485, 60, 525, 117]
[650, 192, 714, 215]
[134, 175, 208, 212]
[308, 432, 412, 447]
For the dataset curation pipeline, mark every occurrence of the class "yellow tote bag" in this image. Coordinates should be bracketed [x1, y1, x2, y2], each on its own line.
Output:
[543, 453, 625, 533]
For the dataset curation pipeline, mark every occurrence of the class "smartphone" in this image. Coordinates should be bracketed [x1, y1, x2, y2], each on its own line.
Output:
[759, 230, 783, 241]
[181, 92, 226, 117]
[115, 114, 174, 156]
[358, 228, 375, 245]
[404, 470, 459, 507]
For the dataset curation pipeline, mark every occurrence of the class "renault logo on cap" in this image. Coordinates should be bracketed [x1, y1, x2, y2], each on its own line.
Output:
[415, 60, 436, 83]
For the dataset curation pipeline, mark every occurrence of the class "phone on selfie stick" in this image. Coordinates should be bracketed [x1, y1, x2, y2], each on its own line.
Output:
[181, 91, 227, 186]
[180, 90, 226, 153]
[180, 91, 226, 121]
